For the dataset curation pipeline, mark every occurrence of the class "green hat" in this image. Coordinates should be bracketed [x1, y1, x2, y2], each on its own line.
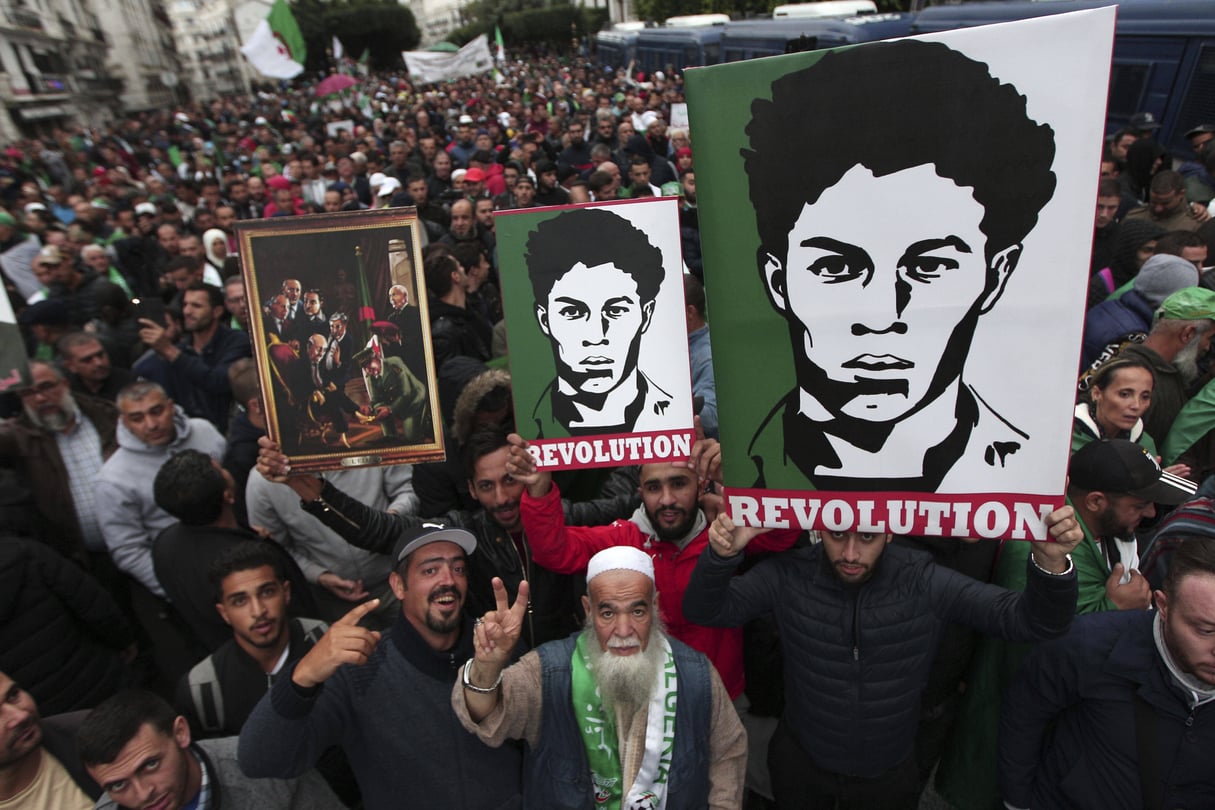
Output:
[0, 210, 16, 227]
[1157, 287, 1215, 321]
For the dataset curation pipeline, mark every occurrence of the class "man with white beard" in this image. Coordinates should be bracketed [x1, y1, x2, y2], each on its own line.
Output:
[1112, 287, 1215, 442]
[453, 546, 746, 809]
[0, 360, 118, 572]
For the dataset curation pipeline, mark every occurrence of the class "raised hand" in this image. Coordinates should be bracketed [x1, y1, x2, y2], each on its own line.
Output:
[1031, 504, 1083, 573]
[472, 577, 530, 673]
[707, 512, 766, 559]
[505, 433, 551, 497]
[292, 599, 382, 688]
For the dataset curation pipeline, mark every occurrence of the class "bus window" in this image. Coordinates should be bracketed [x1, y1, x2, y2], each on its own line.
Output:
[1107, 62, 1150, 121]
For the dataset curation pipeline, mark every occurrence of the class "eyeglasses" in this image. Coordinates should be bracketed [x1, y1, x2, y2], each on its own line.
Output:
[15, 380, 63, 398]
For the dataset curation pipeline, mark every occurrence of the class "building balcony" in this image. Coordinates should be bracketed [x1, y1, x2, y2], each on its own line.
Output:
[10, 7, 43, 29]
[37, 74, 69, 93]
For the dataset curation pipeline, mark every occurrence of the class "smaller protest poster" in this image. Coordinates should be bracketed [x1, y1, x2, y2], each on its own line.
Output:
[237, 209, 444, 472]
[497, 197, 694, 470]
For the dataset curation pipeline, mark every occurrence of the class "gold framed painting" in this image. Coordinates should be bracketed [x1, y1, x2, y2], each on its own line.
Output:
[237, 209, 444, 472]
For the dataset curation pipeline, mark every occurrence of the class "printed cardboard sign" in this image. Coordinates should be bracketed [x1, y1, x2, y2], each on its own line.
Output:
[497, 197, 695, 470]
[687, 9, 1115, 539]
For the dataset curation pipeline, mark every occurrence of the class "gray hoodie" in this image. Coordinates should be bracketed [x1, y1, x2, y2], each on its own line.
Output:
[96, 404, 225, 597]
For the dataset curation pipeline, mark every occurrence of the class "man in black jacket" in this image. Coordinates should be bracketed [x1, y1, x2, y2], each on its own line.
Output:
[257, 427, 636, 648]
[175, 544, 327, 737]
[684, 509, 1084, 809]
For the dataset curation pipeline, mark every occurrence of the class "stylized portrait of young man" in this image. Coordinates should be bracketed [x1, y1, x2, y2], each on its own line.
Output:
[744, 39, 1057, 492]
[525, 207, 676, 437]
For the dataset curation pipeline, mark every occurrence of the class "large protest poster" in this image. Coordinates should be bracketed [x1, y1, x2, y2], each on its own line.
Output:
[687, 9, 1114, 540]
[497, 197, 695, 470]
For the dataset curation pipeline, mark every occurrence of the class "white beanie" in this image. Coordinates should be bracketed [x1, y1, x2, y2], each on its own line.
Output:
[586, 546, 654, 585]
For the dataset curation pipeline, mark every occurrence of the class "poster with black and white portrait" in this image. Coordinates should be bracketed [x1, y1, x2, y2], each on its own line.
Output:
[497, 197, 695, 470]
[688, 9, 1115, 539]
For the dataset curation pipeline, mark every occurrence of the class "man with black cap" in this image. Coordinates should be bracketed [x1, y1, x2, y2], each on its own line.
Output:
[238, 523, 523, 809]
[938, 438, 1199, 807]
[999, 438, 1196, 611]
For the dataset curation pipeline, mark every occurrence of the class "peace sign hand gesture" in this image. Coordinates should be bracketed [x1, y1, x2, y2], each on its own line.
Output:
[472, 577, 530, 673]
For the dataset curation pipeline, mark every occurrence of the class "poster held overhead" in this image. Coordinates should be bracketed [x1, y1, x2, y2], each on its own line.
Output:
[497, 197, 695, 471]
[236, 209, 444, 473]
[687, 9, 1115, 539]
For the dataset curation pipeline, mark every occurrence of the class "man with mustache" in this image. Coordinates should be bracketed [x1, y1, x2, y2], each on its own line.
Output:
[684, 503, 1085, 809]
[80, 690, 339, 810]
[0, 671, 101, 808]
[453, 546, 747, 808]
[174, 544, 326, 738]
[238, 524, 525, 809]
[0, 360, 118, 570]
[256, 427, 636, 649]
[503, 432, 798, 704]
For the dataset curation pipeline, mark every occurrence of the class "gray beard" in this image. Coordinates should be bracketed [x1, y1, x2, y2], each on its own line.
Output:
[24, 391, 77, 432]
[582, 617, 667, 715]
[1174, 336, 1203, 385]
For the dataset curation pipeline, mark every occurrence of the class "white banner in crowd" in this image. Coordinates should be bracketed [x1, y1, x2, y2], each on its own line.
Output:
[403, 36, 494, 84]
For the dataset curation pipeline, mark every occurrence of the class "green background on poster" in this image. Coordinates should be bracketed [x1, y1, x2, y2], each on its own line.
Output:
[685, 48, 831, 482]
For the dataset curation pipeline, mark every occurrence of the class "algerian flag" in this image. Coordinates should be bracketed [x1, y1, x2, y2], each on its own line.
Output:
[333, 36, 343, 60]
[495, 26, 505, 62]
[241, 0, 306, 79]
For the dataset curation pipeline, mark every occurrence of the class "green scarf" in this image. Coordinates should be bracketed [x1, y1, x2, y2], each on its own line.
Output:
[571, 633, 677, 809]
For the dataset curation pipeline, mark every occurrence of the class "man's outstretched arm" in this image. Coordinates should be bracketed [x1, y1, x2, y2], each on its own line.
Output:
[683, 513, 783, 628]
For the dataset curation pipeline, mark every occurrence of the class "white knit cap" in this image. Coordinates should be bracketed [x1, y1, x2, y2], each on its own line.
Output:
[586, 546, 654, 585]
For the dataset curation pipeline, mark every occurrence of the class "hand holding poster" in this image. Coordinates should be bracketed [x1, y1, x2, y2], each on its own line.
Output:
[687, 10, 1115, 539]
[497, 198, 694, 470]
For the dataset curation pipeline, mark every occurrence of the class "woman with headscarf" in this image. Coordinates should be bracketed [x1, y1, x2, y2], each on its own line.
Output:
[202, 228, 228, 275]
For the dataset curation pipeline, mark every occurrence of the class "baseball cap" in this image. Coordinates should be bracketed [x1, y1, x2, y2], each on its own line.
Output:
[391, 522, 476, 566]
[135, 202, 158, 217]
[24, 202, 46, 213]
[1185, 123, 1215, 139]
[464, 167, 486, 183]
[513, 174, 535, 187]
[1069, 439, 1196, 504]
[378, 177, 401, 197]
[458, 114, 474, 125]
[34, 245, 65, 265]
[1129, 111, 1161, 131]
[1157, 287, 1215, 321]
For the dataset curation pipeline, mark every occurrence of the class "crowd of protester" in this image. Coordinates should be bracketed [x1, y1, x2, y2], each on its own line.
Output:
[1, 48, 1214, 810]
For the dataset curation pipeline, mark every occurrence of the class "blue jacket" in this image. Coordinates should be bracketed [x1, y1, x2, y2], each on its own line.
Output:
[525, 634, 712, 810]
[999, 610, 1215, 810]
[1081, 289, 1155, 369]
